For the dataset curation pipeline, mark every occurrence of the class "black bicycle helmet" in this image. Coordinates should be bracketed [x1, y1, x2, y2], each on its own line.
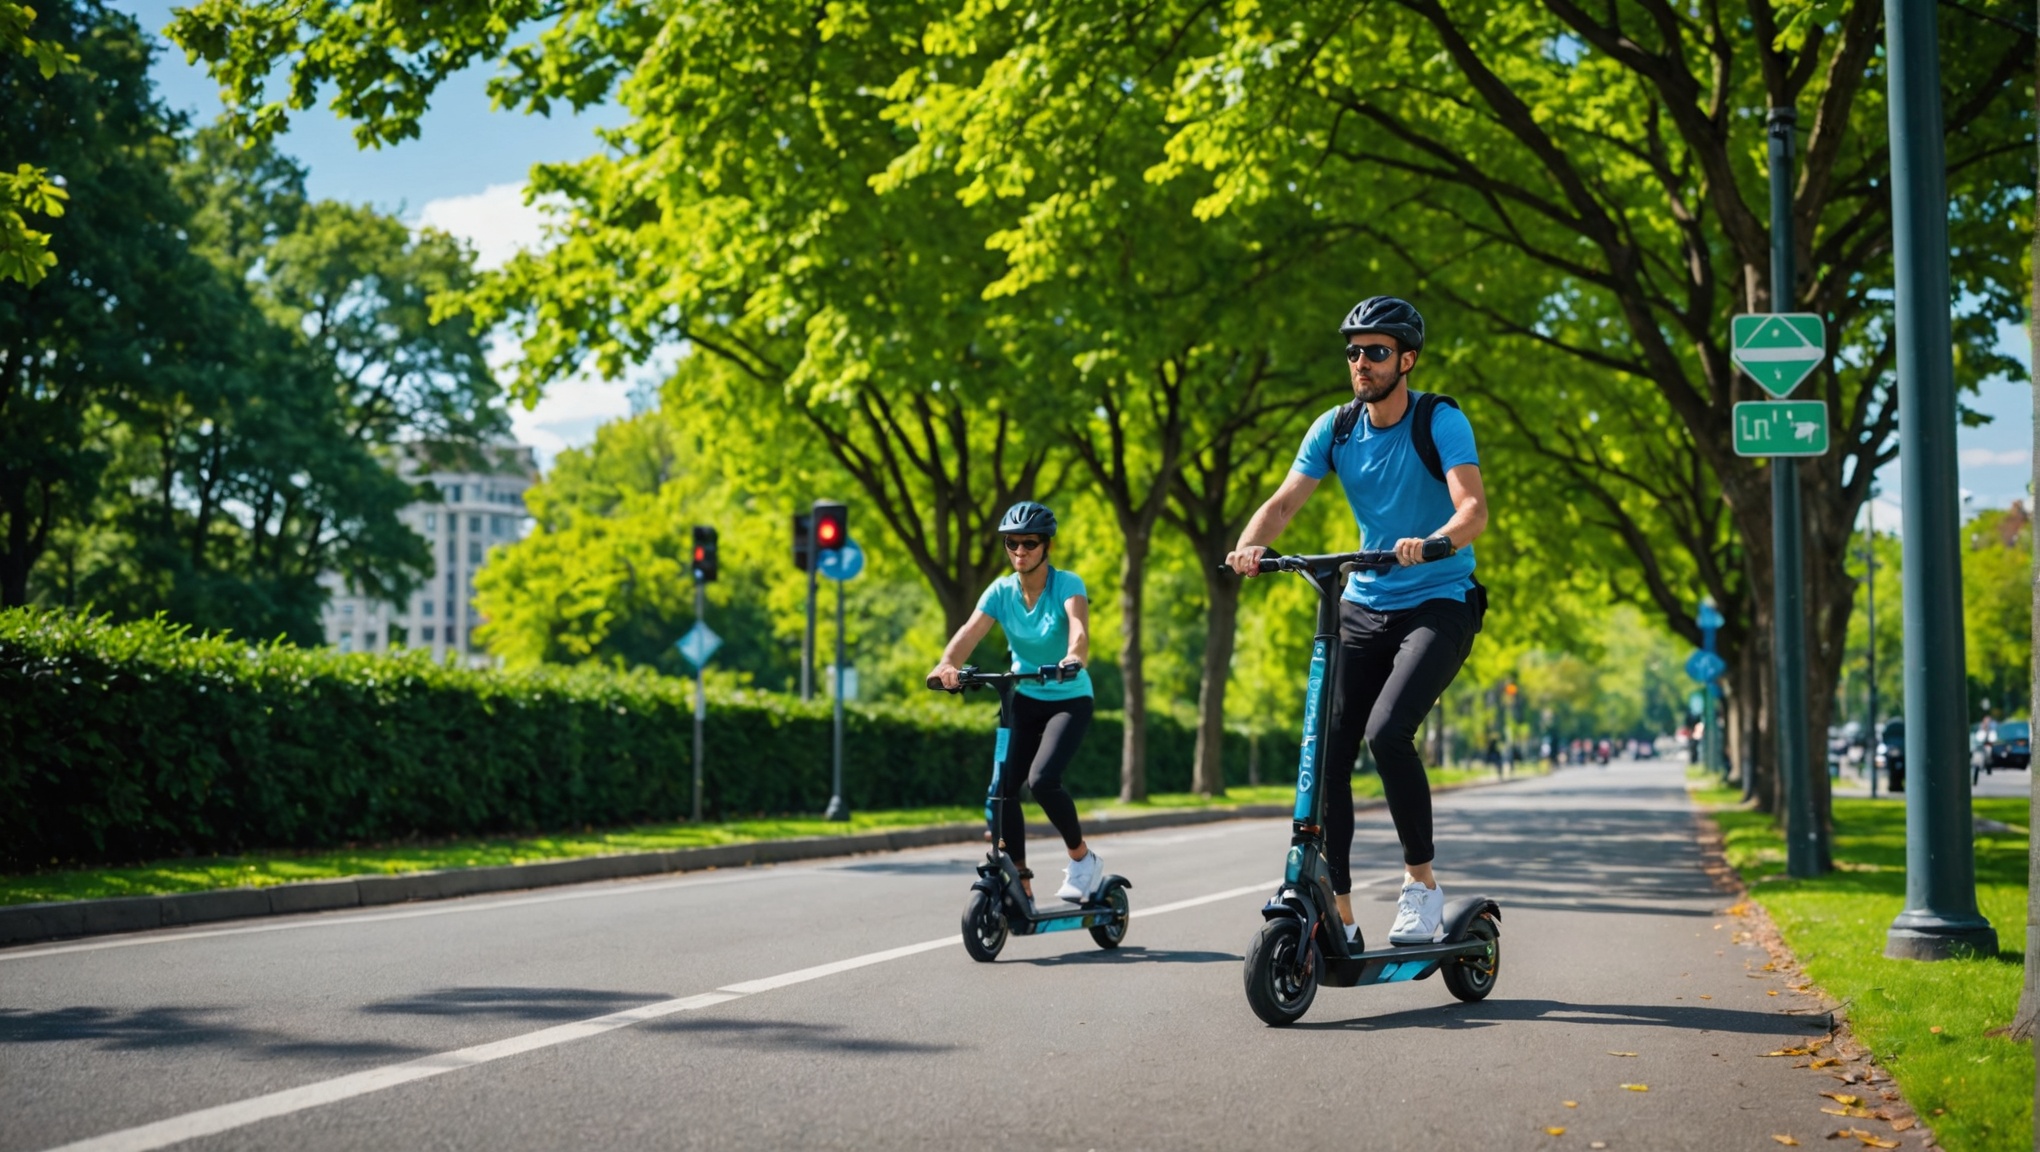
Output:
[1338, 296, 1425, 351]
[997, 501, 1058, 537]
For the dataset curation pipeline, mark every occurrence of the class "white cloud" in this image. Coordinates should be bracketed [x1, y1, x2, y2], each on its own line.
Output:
[1959, 447, 2030, 468]
[414, 183, 688, 472]
[413, 181, 557, 271]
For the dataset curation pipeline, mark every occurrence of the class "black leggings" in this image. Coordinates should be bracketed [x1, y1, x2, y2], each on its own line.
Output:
[1320, 596, 1476, 892]
[995, 694, 1093, 866]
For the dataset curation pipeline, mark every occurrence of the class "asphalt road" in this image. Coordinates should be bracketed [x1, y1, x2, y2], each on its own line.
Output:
[4, 762, 1873, 1151]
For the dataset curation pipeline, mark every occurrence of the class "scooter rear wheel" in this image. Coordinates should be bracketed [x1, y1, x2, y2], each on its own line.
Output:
[1243, 918, 1320, 1026]
[962, 889, 1008, 962]
[1443, 914, 1499, 1002]
[1088, 883, 1129, 950]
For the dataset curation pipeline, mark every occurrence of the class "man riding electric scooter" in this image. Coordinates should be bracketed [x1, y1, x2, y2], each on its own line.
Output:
[1226, 296, 1488, 948]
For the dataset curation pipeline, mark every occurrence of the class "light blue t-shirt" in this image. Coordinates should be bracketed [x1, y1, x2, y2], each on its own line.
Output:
[975, 567, 1094, 701]
[1291, 392, 1480, 610]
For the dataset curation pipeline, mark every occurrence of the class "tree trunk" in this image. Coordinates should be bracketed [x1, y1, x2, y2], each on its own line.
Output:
[1118, 524, 1151, 802]
[1191, 563, 1240, 796]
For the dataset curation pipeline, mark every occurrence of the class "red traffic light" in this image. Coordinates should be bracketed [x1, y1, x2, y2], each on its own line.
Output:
[812, 501, 848, 552]
[691, 525, 718, 582]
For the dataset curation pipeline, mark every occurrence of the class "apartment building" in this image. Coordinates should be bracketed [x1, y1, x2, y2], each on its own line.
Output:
[321, 445, 538, 664]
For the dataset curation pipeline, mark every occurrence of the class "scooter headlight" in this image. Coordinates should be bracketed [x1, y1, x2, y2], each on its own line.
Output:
[1284, 845, 1304, 884]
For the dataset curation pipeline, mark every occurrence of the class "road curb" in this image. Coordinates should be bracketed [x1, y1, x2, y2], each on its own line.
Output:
[0, 775, 1533, 947]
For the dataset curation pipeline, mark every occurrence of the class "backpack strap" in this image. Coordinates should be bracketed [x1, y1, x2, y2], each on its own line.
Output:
[1411, 392, 1460, 484]
[1326, 401, 1364, 468]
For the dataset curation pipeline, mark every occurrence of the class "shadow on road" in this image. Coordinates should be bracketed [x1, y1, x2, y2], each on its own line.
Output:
[361, 986, 670, 1023]
[1008, 946, 1241, 968]
[823, 858, 979, 876]
[645, 1016, 958, 1054]
[0, 1004, 426, 1059]
[1291, 997, 1830, 1037]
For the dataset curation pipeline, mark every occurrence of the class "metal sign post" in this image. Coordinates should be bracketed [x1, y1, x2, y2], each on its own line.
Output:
[676, 617, 723, 824]
[1881, 0, 1994, 960]
[819, 537, 865, 822]
[1731, 108, 1825, 878]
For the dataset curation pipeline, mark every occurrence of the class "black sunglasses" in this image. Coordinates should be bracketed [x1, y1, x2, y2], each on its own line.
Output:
[1004, 537, 1045, 552]
[1344, 343, 1398, 364]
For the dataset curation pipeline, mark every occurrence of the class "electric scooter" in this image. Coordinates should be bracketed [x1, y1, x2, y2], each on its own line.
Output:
[926, 666, 1132, 961]
[1225, 545, 1502, 1025]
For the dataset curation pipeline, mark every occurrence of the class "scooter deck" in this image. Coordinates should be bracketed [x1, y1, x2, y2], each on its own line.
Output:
[1003, 874, 1130, 936]
[1319, 935, 1491, 988]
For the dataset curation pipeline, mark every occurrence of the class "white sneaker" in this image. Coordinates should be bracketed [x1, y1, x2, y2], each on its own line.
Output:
[1056, 851, 1103, 902]
[1387, 876, 1445, 944]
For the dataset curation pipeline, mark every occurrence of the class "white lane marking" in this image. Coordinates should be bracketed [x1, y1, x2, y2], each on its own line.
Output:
[41, 992, 745, 1152]
[36, 875, 1278, 1152]
[719, 937, 958, 994]
[0, 868, 834, 964]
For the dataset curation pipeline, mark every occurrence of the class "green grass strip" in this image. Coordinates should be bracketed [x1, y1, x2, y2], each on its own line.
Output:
[0, 766, 1517, 908]
[1694, 784, 2032, 1152]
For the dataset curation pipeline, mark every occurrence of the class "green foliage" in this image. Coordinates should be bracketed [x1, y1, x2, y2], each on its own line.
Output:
[0, 1, 76, 285]
[3, 4, 496, 642]
[0, 608, 1297, 867]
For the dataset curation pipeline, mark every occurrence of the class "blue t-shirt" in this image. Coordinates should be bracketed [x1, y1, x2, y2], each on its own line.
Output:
[1291, 392, 1480, 609]
[975, 567, 1094, 701]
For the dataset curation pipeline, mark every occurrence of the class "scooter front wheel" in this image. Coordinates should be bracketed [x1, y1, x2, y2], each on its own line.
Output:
[1443, 914, 1499, 1003]
[1243, 918, 1320, 1026]
[1088, 883, 1129, 950]
[962, 888, 1008, 962]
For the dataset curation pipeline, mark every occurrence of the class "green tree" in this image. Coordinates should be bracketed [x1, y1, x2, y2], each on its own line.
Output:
[0, 0, 205, 606]
[0, 1, 74, 286]
[1136, 0, 2027, 831]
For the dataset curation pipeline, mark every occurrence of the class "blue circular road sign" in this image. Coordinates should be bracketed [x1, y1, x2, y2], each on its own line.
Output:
[818, 537, 865, 582]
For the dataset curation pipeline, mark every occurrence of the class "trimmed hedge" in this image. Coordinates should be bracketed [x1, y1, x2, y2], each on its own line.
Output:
[1, 610, 1296, 868]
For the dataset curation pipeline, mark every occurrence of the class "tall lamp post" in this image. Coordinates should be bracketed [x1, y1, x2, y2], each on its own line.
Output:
[1881, 0, 1996, 960]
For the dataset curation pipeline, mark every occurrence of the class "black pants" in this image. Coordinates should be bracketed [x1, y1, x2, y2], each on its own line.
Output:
[1320, 596, 1477, 892]
[996, 694, 1093, 866]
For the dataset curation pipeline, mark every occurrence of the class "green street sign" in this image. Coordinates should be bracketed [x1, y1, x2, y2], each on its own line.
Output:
[1731, 313, 1826, 398]
[1733, 400, 1829, 457]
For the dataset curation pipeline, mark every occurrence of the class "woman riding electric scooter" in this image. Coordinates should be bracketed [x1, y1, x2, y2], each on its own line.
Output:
[929, 502, 1104, 904]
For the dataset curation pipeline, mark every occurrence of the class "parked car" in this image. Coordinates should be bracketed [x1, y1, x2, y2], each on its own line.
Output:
[1874, 719, 1905, 793]
[1972, 719, 2030, 779]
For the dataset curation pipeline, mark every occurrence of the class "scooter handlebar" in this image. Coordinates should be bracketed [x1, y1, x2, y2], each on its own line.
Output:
[1216, 537, 1454, 575]
[925, 664, 1080, 693]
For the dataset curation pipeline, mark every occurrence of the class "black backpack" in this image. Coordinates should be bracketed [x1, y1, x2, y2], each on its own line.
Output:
[1328, 391, 1460, 482]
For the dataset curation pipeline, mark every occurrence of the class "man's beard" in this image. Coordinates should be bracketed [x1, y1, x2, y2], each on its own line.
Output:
[1353, 372, 1403, 405]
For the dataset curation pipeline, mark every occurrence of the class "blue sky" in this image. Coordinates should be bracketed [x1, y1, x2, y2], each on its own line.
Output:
[113, 0, 2033, 509]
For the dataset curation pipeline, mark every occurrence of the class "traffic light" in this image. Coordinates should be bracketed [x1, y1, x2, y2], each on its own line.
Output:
[792, 511, 813, 572]
[691, 525, 718, 582]
[1504, 682, 1518, 699]
[812, 501, 848, 552]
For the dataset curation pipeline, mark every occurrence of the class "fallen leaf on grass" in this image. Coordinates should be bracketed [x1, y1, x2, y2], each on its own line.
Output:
[1607, 1051, 1639, 1057]
[1545, 1127, 1566, 1136]
[1820, 1093, 1863, 1107]
[1928, 1026, 1942, 1034]
[1773, 1137, 1800, 1147]
[1620, 1083, 1648, 1092]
